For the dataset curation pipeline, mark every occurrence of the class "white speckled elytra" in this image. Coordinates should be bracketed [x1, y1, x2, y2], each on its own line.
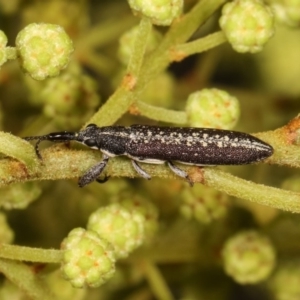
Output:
[24, 124, 273, 187]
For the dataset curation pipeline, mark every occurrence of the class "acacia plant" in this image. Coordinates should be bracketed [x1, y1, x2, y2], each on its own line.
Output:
[0, 0, 300, 299]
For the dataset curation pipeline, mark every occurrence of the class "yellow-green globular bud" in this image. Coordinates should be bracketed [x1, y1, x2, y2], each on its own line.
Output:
[0, 280, 25, 299]
[222, 230, 276, 284]
[42, 73, 81, 115]
[119, 196, 159, 241]
[45, 270, 85, 300]
[142, 72, 175, 108]
[87, 203, 145, 259]
[41, 64, 100, 128]
[0, 0, 20, 15]
[180, 185, 229, 224]
[118, 25, 162, 65]
[269, 261, 300, 300]
[61, 228, 116, 288]
[0, 212, 14, 244]
[267, 0, 300, 27]
[16, 23, 74, 80]
[185, 88, 240, 129]
[219, 0, 275, 53]
[0, 30, 8, 67]
[256, 25, 300, 97]
[128, 0, 183, 26]
[0, 182, 41, 210]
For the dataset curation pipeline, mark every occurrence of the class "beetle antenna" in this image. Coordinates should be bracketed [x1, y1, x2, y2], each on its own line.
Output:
[24, 131, 77, 159]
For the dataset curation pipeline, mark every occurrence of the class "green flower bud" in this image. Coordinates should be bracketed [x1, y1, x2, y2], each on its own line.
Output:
[42, 74, 81, 115]
[0, 280, 23, 299]
[0, 30, 7, 47]
[88, 179, 129, 202]
[16, 23, 74, 80]
[144, 178, 186, 209]
[0, 30, 8, 67]
[45, 269, 85, 300]
[219, 0, 275, 53]
[269, 261, 300, 300]
[23, 76, 44, 105]
[128, 0, 183, 26]
[21, 1, 85, 34]
[41, 64, 100, 128]
[0, 182, 41, 210]
[0, 0, 20, 15]
[0, 212, 14, 244]
[267, 0, 300, 27]
[61, 228, 115, 288]
[256, 25, 300, 96]
[142, 72, 175, 108]
[222, 230, 276, 284]
[87, 203, 145, 259]
[185, 88, 240, 129]
[118, 25, 162, 65]
[120, 195, 159, 240]
[180, 185, 229, 224]
[104, 265, 144, 291]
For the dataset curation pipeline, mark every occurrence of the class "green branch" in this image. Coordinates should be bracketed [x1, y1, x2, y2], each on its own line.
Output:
[173, 31, 227, 60]
[84, 0, 226, 127]
[0, 244, 62, 263]
[2, 123, 300, 213]
[203, 168, 300, 213]
[0, 258, 55, 300]
[133, 101, 187, 124]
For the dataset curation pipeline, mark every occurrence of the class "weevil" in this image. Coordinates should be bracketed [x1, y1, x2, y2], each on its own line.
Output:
[24, 124, 273, 187]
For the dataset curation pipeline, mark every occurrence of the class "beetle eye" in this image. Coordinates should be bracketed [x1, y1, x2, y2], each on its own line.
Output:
[86, 124, 97, 128]
[85, 139, 97, 148]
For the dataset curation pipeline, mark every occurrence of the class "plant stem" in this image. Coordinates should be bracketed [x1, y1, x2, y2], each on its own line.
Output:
[173, 31, 227, 60]
[0, 258, 55, 300]
[203, 168, 300, 213]
[0, 244, 62, 263]
[134, 101, 187, 124]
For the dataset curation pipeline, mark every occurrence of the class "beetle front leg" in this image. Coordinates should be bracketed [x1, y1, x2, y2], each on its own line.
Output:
[78, 155, 109, 187]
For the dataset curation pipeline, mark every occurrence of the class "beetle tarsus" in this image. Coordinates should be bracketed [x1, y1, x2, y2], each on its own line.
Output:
[96, 175, 110, 184]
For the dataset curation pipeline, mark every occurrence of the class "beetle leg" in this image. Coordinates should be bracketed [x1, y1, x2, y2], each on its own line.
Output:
[23, 137, 43, 159]
[78, 155, 109, 187]
[131, 160, 151, 180]
[167, 161, 193, 186]
[96, 175, 110, 184]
